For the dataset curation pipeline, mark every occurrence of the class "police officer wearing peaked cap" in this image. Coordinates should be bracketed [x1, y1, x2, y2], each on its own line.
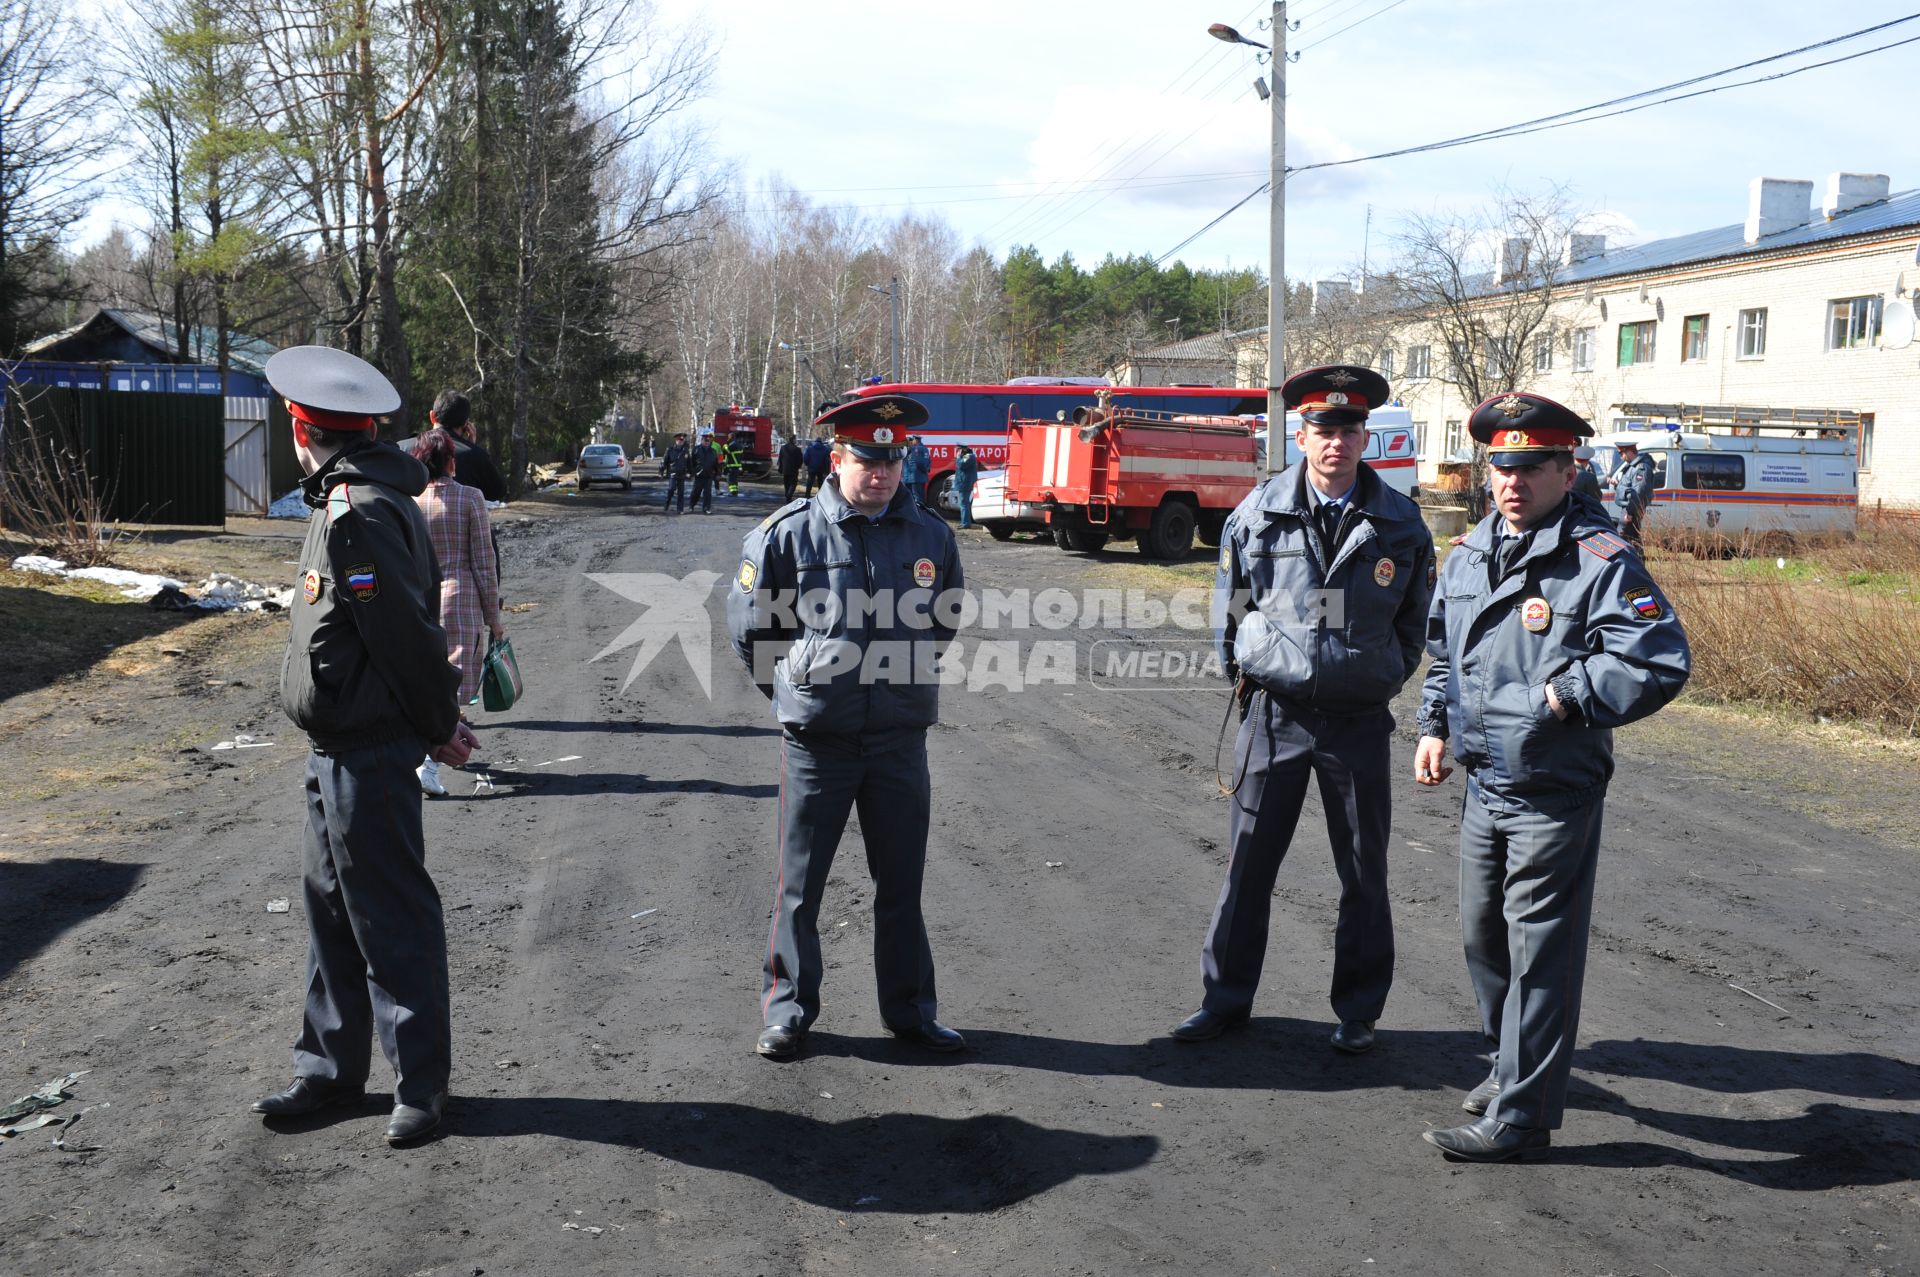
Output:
[250, 346, 477, 1147]
[1414, 391, 1690, 1162]
[727, 394, 967, 1061]
[1174, 364, 1435, 1054]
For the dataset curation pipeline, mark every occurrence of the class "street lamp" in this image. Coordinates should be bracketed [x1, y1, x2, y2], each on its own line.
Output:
[1211, 5, 1287, 475]
[865, 275, 901, 384]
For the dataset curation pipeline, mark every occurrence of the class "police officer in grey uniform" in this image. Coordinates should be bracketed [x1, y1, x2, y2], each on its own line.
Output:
[250, 346, 478, 1146]
[727, 395, 966, 1060]
[1415, 392, 1690, 1162]
[1571, 445, 1605, 508]
[1173, 365, 1434, 1054]
[1610, 440, 1655, 547]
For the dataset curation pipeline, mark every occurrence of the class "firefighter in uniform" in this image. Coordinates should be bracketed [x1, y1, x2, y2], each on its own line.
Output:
[250, 346, 478, 1147]
[1174, 365, 1435, 1054]
[727, 395, 966, 1060]
[1415, 392, 1690, 1162]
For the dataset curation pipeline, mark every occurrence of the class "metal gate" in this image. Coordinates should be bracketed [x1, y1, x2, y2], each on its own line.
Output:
[224, 396, 270, 515]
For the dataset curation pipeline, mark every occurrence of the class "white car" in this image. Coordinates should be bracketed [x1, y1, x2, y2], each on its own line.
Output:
[578, 443, 631, 491]
[969, 468, 1047, 540]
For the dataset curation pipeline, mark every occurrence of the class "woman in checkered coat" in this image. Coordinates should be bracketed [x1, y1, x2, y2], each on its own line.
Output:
[410, 429, 503, 793]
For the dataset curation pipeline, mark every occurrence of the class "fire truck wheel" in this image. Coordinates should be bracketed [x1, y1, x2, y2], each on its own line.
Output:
[1138, 501, 1197, 560]
[1062, 529, 1109, 553]
[986, 524, 1015, 541]
[1196, 517, 1224, 548]
[1052, 525, 1075, 550]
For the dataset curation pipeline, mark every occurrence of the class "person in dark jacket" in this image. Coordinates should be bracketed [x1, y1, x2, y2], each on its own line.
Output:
[394, 390, 507, 502]
[1610, 440, 1655, 547]
[727, 395, 966, 1061]
[689, 434, 719, 513]
[1571, 445, 1605, 507]
[902, 435, 932, 506]
[1173, 364, 1434, 1057]
[802, 436, 830, 495]
[778, 434, 804, 502]
[250, 347, 478, 1148]
[660, 432, 691, 512]
[1415, 392, 1690, 1163]
[952, 445, 979, 527]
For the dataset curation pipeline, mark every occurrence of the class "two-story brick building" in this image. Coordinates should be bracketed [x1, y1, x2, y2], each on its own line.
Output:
[1378, 174, 1920, 508]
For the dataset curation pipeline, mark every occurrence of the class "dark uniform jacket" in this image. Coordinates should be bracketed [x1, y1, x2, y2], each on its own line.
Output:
[1612, 452, 1654, 524]
[1572, 466, 1605, 506]
[281, 440, 462, 753]
[1418, 496, 1690, 810]
[727, 478, 964, 737]
[661, 442, 691, 477]
[1213, 461, 1435, 714]
[691, 442, 719, 478]
[778, 439, 804, 477]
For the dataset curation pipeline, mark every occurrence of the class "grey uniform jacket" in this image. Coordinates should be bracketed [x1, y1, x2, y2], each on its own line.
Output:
[1417, 497, 1690, 810]
[1612, 453, 1654, 522]
[281, 441, 461, 753]
[1213, 462, 1435, 714]
[728, 478, 964, 736]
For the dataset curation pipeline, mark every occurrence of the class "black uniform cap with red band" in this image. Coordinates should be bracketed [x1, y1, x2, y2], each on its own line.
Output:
[265, 345, 402, 441]
[812, 394, 929, 460]
[1469, 391, 1594, 466]
[1281, 364, 1392, 425]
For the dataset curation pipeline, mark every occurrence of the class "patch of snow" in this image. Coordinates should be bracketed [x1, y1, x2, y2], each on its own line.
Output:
[268, 488, 309, 519]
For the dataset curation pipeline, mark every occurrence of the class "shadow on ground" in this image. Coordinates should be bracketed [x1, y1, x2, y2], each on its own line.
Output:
[455, 1098, 1157, 1212]
[0, 858, 146, 981]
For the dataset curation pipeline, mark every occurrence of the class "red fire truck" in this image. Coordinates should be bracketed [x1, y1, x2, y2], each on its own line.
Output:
[711, 405, 773, 479]
[1004, 406, 1260, 559]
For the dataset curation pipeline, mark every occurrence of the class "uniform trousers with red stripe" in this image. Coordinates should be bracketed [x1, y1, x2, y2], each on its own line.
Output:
[763, 727, 938, 1033]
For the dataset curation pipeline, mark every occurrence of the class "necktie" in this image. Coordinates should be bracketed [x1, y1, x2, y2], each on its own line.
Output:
[1317, 501, 1343, 555]
[1495, 534, 1528, 581]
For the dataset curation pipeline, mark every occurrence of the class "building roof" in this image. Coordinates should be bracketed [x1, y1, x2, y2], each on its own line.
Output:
[1131, 327, 1263, 362]
[1557, 188, 1920, 286]
[22, 307, 279, 377]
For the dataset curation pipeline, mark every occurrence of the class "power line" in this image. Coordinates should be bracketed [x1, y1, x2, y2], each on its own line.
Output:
[1294, 0, 1413, 54]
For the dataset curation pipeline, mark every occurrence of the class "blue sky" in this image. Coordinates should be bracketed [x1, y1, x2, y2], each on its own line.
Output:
[661, 0, 1920, 279]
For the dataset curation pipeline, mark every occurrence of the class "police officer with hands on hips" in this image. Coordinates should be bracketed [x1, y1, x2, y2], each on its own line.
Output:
[727, 395, 966, 1060]
[1414, 392, 1689, 1162]
[250, 346, 478, 1147]
[1175, 364, 1434, 1055]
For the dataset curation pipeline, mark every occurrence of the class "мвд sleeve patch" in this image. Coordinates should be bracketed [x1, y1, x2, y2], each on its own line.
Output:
[1622, 585, 1663, 620]
[343, 563, 379, 601]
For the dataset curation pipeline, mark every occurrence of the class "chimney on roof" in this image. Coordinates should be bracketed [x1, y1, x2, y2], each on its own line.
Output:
[1493, 237, 1530, 286]
[1311, 279, 1354, 313]
[1823, 172, 1890, 220]
[1565, 233, 1607, 265]
[1745, 177, 1814, 244]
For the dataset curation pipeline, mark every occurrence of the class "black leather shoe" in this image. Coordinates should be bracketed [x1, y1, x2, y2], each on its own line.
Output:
[888, 1021, 966, 1053]
[756, 1024, 804, 1059]
[1422, 1115, 1551, 1162]
[1331, 1020, 1376, 1054]
[251, 1077, 361, 1117]
[1171, 1007, 1248, 1042]
[1462, 1071, 1502, 1116]
[384, 1093, 447, 1146]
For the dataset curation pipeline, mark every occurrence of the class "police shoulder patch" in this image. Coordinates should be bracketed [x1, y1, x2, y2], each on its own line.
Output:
[736, 559, 758, 592]
[1622, 585, 1664, 620]
[1219, 543, 1233, 573]
[343, 563, 379, 601]
[326, 485, 353, 526]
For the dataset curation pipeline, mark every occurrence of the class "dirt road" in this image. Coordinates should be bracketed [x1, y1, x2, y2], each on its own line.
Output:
[3, 485, 1917, 1276]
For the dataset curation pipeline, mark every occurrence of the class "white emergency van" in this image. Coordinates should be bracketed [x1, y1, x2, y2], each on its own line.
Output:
[1594, 425, 1857, 539]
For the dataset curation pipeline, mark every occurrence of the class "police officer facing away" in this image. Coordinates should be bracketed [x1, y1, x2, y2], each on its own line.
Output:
[251, 347, 479, 1146]
[727, 395, 966, 1060]
[1571, 445, 1605, 507]
[1175, 365, 1435, 1054]
[1610, 439, 1655, 547]
[1415, 392, 1689, 1162]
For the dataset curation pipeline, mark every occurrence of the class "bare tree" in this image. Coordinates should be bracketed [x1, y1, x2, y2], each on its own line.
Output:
[0, 0, 103, 351]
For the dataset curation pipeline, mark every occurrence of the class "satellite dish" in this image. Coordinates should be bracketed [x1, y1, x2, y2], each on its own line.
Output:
[1884, 298, 1916, 349]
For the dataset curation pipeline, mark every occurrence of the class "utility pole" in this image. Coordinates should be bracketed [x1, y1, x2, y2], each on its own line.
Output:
[1268, 0, 1287, 475]
[866, 276, 901, 383]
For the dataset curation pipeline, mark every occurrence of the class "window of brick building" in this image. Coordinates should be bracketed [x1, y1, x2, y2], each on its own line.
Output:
[1827, 296, 1882, 350]
[1682, 315, 1708, 362]
[1737, 308, 1767, 359]
[1617, 321, 1656, 366]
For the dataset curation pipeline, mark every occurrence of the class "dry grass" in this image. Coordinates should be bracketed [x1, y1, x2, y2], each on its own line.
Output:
[1653, 512, 1920, 736]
